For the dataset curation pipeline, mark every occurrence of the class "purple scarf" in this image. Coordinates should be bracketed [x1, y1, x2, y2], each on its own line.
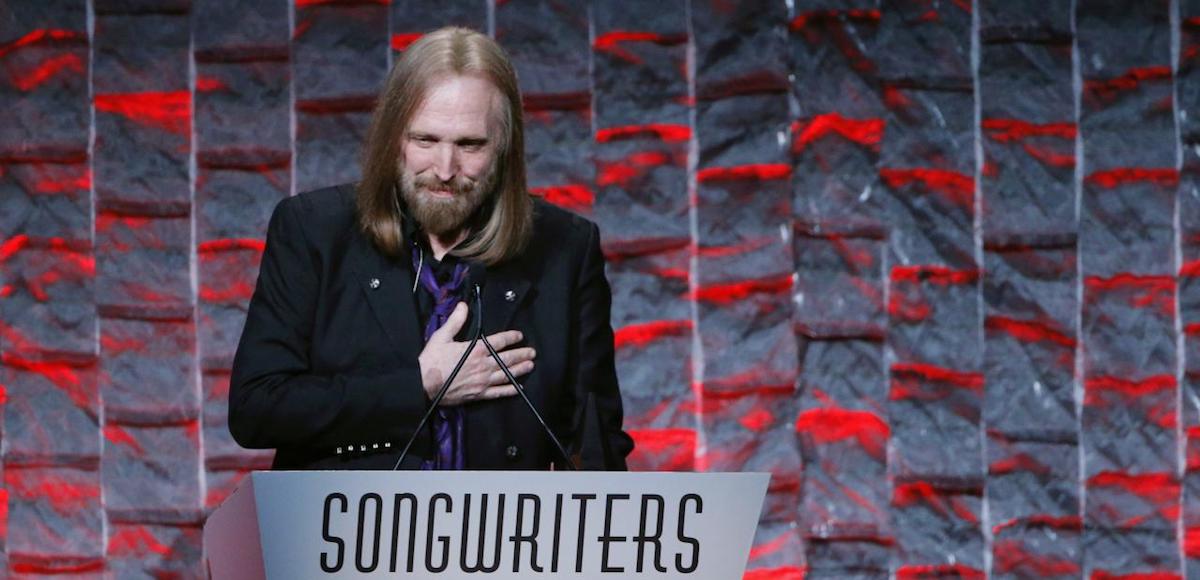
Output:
[413, 247, 469, 470]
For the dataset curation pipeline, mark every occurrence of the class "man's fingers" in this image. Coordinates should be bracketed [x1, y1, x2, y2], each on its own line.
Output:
[483, 385, 518, 400]
[489, 360, 534, 385]
[484, 330, 523, 351]
[430, 302, 468, 342]
[496, 347, 536, 368]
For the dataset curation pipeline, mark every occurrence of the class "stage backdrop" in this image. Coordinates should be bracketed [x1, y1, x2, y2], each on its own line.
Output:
[1, 0, 1197, 577]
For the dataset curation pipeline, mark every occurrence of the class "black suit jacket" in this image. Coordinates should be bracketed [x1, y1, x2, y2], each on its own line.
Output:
[228, 184, 633, 470]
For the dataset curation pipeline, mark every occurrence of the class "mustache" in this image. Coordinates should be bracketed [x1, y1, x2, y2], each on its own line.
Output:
[413, 174, 475, 196]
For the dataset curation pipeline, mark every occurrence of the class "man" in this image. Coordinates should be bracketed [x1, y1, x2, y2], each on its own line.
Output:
[228, 27, 633, 470]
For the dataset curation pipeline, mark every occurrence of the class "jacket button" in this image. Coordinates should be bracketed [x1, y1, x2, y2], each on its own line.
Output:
[505, 445, 520, 460]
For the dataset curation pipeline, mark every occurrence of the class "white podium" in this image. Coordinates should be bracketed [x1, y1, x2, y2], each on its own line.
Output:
[203, 470, 768, 579]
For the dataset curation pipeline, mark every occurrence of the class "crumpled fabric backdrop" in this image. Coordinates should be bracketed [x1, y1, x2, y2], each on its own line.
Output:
[0, 0, 1195, 577]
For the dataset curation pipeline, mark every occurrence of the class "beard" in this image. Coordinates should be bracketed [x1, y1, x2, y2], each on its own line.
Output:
[398, 160, 499, 237]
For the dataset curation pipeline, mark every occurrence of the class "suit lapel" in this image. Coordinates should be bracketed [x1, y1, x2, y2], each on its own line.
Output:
[346, 231, 424, 352]
[480, 260, 533, 335]
[347, 219, 535, 346]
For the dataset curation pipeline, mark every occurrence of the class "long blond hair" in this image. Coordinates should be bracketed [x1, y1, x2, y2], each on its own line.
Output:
[356, 27, 532, 265]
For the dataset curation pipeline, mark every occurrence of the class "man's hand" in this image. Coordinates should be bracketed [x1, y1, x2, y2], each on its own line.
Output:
[417, 301, 535, 405]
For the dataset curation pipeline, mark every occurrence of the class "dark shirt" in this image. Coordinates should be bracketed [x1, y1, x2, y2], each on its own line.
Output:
[403, 214, 467, 332]
[413, 247, 466, 331]
[406, 218, 470, 469]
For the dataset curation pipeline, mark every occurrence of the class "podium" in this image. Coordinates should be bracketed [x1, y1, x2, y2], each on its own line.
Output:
[203, 470, 768, 579]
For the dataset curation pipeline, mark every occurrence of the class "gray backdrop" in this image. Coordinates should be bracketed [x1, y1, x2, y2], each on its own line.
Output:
[1, 0, 1196, 577]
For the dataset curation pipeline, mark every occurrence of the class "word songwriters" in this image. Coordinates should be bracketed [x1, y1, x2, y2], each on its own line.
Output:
[319, 491, 703, 575]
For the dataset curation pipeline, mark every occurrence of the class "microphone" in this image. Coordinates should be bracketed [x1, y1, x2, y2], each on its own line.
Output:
[466, 261, 488, 291]
[473, 283, 578, 471]
[392, 286, 484, 470]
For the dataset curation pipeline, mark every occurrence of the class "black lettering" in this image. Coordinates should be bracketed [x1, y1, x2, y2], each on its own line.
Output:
[355, 493, 383, 572]
[551, 493, 564, 573]
[599, 494, 630, 573]
[425, 493, 452, 572]
[510, 493, 543, 572]
[389, 493, 418, 573]
[635, 494, 667, 572]
[320, 493, 347, 573]
[460, 493, 505, 572]
[675, 494, 702, 573]
[572, 493, 596, 573]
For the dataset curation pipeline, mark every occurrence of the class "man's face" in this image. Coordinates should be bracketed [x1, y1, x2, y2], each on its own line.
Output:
[398, 74, 502, 237]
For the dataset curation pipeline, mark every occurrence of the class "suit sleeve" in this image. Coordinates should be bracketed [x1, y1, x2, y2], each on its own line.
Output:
[227, 196, 429, 452]
[570, 222, 635, 470]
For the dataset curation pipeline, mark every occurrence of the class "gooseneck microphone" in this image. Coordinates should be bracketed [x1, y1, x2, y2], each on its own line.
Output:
[473, 283, 578, 471]
[392, 287, 484, 471]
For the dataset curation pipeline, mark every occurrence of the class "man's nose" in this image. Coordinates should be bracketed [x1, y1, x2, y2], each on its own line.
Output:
[432, 144, 457, 181]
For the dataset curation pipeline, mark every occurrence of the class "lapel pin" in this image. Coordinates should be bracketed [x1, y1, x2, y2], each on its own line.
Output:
[369, 278, 381, 289]
[504, 289, 517, 302]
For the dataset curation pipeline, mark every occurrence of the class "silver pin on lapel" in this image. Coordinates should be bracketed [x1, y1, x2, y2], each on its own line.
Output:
[504, 290, 517, 302]
[369, 278, 381, 289]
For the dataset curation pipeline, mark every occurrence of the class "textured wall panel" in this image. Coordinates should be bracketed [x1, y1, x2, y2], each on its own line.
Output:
[0, 163, 91, 247]
[743, 522, 805, 580]
[1182, 1, 1200, 571]
[0, 2, 88, 156]
[95, 213, 192, 318]
[979, 42, 1075, 239]
[879, 87, 977, 268]
[1077, 1, 1181, 578]
[691, 5, 800, 580]
[102, 423, 202, 525]
[197, 245, 262, 369]
[891, 481, 984, 577]
[525, 109, 594, 214]
[497, 0, 590, 100]
[982, 246, 1077, 435]
[593, 1, 688, 126]
[93, 11, 191, 214]
[3, 359, 98, 465]
[0, 2, 96, 574]
[876, 0, 983, 575]
[979, 0, 1071, 43]
[6, 0, 1200, 576]
[100, 318, 198, 423]
[978, 6, 1082, 574]
[0, 22, 94, 465]
[607, 249, 694, 421]
[293, 2, 387, 192]
[391, 0, 487, 44]
[192, 0, 289, 519]
[592, 0, 696, 475]
[0, 242, 94, 358]
[877, 0, 971, 83]
[106, 523, 203, 578]
[987, 435, 1080, 579]
[790, 1, 892, 572]
[804, 537, 890, 579]
[5, 466, 103, 574]
[595, 134, 690, 246]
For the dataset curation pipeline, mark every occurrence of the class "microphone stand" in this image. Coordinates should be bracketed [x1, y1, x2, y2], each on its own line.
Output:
[392, 291, 483, 470]
[474, 284, 578, 471]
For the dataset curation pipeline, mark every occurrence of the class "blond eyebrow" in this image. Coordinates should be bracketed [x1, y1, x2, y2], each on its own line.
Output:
[407, 132, 488, 144]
